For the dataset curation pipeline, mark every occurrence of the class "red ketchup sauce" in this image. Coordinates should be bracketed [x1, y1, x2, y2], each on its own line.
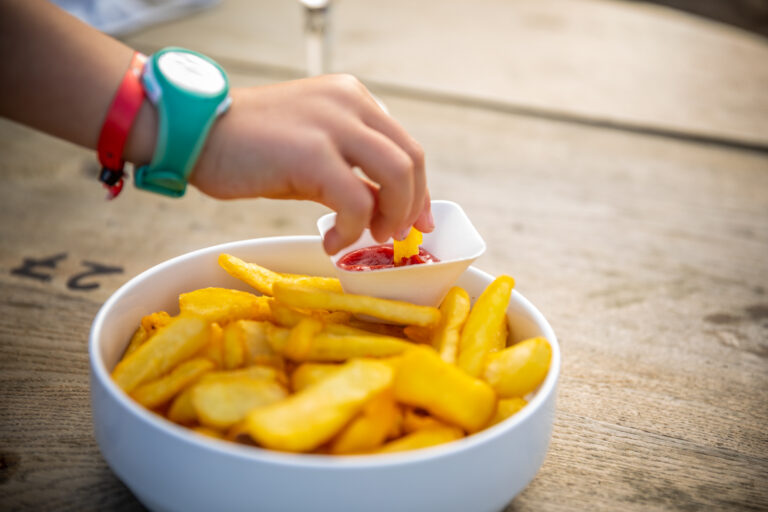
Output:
[337, 244, 440, 271]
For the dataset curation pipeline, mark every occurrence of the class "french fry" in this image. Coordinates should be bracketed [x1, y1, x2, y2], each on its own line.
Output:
[141, 311, 172, 333]
[330, 390, 399, 454]
[193, 375, 288, 430]
[483, 337, 551, 398]
[393, 346, 496, 433]
[167, 386, 197, 425]
[179, 287, 273, 324]
[270, 300, 351, 328]
[218, 253, 342, 295]
[123, 324, 149, 358]
[241, 321, 285, 369]
[112, 314, 210, 393]
[245, 359, 394, 452]
[291, 363, 343, 392]
[197, 322, 224, 367]
[377, 426, 464, 453]
[222, 321, 246, 370]
[490, 397, 528, 426]
[393, 227, 422, 266]
[131, 357, 215, 409]
[268, 325, 411, 362]
[457, 275, 515, 377]
[347, 317, 407, 338]
[401, 408, 450, 434]
[124, 311, 172, 357]
[284, 317, 323, 361]
[431, 286, 471, 363]
[192, 426, 225, 439]
[402, 325, 433, 345]
[272, 281, 440, 327]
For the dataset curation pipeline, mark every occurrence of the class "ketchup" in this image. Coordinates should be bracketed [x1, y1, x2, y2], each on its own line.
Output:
[337, 244, 439, 271]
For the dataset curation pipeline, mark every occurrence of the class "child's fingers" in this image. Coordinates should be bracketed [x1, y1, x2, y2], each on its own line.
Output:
[340, 126, 416, 243]
[413, 192, 435, 234]
[315, 159, 376, 255]
[360, 105, 427, 233]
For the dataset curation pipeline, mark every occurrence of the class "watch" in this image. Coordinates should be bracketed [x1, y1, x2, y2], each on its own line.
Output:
[134, 47, 231, 197]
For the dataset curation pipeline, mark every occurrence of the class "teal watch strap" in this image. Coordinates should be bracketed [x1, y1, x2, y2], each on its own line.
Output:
[135, 47, 231, 197]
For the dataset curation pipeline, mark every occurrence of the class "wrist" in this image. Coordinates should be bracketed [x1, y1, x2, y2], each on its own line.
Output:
[123, 97, 157, 167]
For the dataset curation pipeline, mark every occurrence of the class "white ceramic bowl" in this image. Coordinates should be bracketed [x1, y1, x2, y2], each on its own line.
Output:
[89, 236, 560, 512]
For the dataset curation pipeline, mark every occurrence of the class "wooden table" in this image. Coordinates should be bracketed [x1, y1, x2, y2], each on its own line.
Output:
[1, 1, 767, 510]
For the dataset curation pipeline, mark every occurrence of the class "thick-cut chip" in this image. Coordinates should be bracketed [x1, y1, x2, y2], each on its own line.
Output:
[192, 426, 225, 439]
[490, 397, 528, 426]
[431, 286, 471, 363]
[268, 325, 411, 362]
[193, 376, 288, 429]
[284, 317, 323, 361]
[330, 390, 399, 454]
[222, 321, 246, 370]
[377, 426, 464, 453]
[218, 253, 342, 295]
[401, 408, 449, 434]
[394, 346, 496, 433]
[402, 325, 433, 345]
[167, 386, 197, 425]
[179, 287, 272, 324]
[112, 314, 210, 393]
[483, 337, 551, 398]
[347, 317, 407, 338]
[270, 300, 351, 328]
[124, 311, 172, 357]
[457, 275, 515, 377]
[393, 227, 422, 266]
[245, 359, 394, 452]
[290, 363, 342, 392]
[131, 357, 215, 408]
[273, 281, 440, 327]
[197, 322, 224, 367]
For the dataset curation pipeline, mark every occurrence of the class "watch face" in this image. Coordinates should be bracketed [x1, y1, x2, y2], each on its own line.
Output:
[158, 51, 226, 95]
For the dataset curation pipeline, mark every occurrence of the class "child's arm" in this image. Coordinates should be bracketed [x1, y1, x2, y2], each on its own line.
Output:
[0, 0, 433, 255]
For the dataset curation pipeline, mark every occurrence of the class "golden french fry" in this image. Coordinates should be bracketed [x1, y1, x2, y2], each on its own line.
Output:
[483, 337, 551, 398]
[179, 287, 273, 324]
[199, 365, 288, 387]
[290, 363, 342, 392]
[393, 227, 422, 265]
[197, 322, 224, 367]
[402, 325, 433, 345]
[222, 321, 246, 370]
[490, 397, 528, 426]
[330, 391, 399, 454]
[141, 311, 172, 333]
[273, 281, 440, 327]
[193, 375, 288, 430]
[284, 317, 323, 361]
[377, 426, 464, 454]
[268, 324, 411, 362]
[167, 386, 197, 425]
[347, 317, 407, 338]
[192, 426, 225, 439]
[245, 359, 394, 452]
[219, 253, 342, 295]
[123, 325, 149, 358]
[112, 314, 210, 393]
[401, 408, 449, 434]
[124, 311, 173, 357]
[457, 275, 515, 377]
[394, 346, 496, 433]
[228, 320, 285, 369]
[431, 286, 471, 363]
[131, 357, 214, 409]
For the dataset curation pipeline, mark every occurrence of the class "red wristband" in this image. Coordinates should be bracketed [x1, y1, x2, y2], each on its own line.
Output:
[97, 51, 147, 199]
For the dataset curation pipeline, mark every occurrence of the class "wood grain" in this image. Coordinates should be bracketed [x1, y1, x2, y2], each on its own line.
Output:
[2, 2, 768, 510]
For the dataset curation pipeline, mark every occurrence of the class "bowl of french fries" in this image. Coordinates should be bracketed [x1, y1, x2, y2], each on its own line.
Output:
[90, 236, 560, 512]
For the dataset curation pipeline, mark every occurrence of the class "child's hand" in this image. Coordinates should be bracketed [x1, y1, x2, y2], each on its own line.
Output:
[189, 74, 434, 255]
